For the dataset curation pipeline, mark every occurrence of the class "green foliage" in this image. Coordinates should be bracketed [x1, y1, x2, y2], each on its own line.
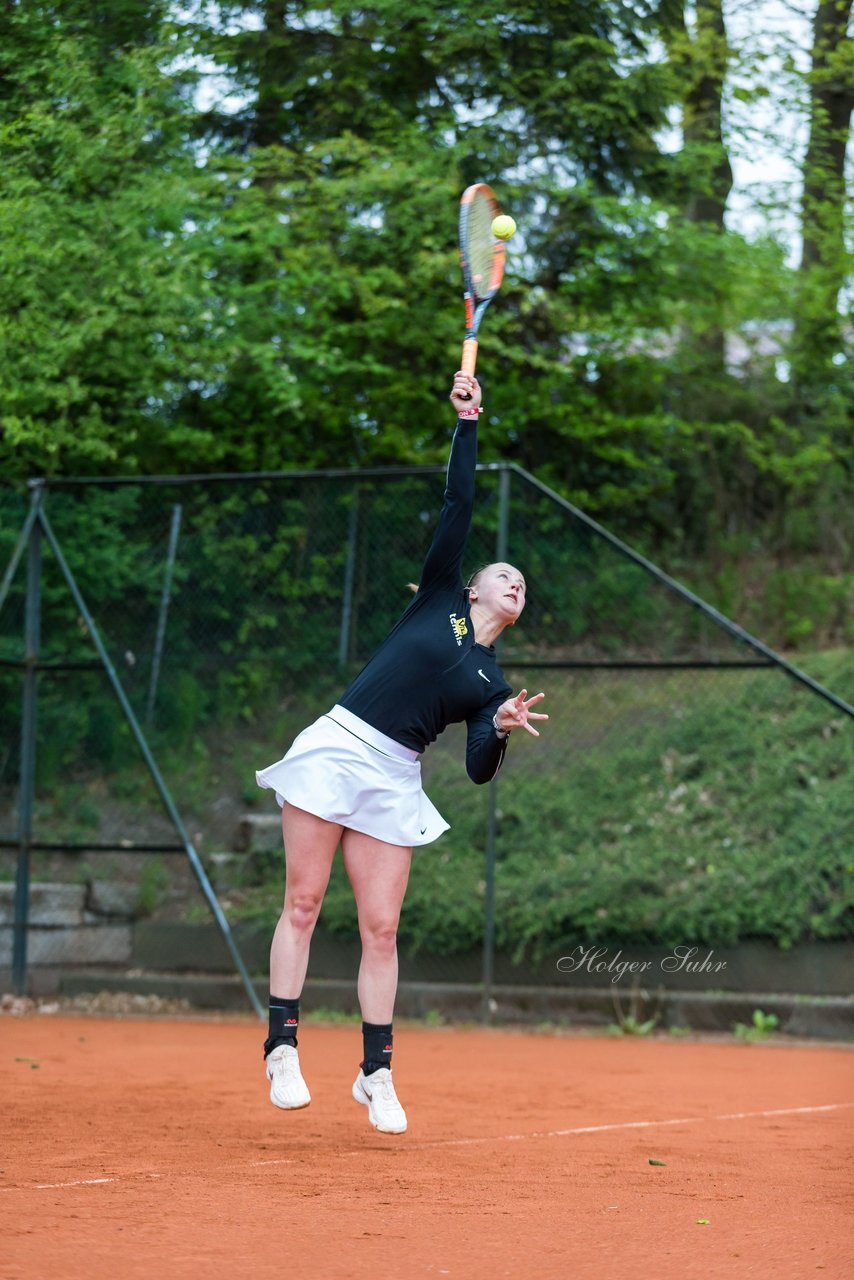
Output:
[478, 658, 853, 958]
[304, 1007, 361, 1025]
[136, 856, 169, 916]
[0, 0, 850, 586]
[0, 8, 218, 477]
[608, 1015, 657, 1037]
[733, 1009, 780, 1042]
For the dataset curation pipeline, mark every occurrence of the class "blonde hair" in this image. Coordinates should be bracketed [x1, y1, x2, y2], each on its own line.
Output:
[466, 565, 490, 590]
[407, 565, 489, 596]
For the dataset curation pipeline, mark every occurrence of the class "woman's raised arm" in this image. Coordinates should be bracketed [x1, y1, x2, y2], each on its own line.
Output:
[417, 373, 483, 594]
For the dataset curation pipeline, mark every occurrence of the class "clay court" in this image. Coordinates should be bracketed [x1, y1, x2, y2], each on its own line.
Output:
[3, 1014, 852, 1279]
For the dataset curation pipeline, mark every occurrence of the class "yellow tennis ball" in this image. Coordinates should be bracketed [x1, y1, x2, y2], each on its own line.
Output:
[491, 215, 516, 240]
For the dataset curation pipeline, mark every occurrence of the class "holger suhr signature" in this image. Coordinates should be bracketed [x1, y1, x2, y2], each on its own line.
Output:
[556, 944, 727, 984]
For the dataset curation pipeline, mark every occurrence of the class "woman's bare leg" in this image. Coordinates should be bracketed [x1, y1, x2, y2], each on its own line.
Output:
[341, 830, 412, 1023]
[269, 802, 343, 997]
[342, 830, 412, 1133]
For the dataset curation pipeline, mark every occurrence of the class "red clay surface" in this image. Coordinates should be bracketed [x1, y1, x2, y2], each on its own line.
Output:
[3, 1016, 852, 1279]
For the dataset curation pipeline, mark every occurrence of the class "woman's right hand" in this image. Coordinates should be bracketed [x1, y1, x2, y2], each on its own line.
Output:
[450, 371, 482, 414]
[495, 689, 548, 737]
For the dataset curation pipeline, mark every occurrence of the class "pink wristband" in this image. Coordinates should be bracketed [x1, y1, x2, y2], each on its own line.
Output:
[457, 407, 483, 420]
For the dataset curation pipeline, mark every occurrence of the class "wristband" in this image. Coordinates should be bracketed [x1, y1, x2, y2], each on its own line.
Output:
[457, 407, 483, 420]
[492, 714, 510, 739]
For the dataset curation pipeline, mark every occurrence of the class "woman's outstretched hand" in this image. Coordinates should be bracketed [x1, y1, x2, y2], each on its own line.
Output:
[450, 371, 482, 414]
[495, 689, 548, 737]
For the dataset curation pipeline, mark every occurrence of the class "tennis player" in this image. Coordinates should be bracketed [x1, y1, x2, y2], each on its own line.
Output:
[256, 370, 547, 1134]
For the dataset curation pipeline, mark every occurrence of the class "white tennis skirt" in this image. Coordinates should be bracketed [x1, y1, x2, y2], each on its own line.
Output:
[255, 704, 450, 848]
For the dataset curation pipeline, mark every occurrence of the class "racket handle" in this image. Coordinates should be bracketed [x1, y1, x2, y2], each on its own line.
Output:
[459, 338, 478, 399]
[461, 338, 478, 376]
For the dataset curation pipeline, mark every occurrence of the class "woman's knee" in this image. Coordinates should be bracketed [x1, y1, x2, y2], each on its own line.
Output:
[282, 890, 324, 936]
[360, 918, 399, 957]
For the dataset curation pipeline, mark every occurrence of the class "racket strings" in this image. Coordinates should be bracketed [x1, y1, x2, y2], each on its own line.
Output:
[466, 191, 497, 297]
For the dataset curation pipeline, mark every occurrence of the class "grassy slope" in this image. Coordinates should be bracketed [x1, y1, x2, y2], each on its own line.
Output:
[309, 650, 854, 955]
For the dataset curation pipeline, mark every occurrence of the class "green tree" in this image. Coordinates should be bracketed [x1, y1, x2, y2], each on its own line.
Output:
[176, 0, 682, 473]
[0, 3, 217, 478]
[1, 0, 847, 618]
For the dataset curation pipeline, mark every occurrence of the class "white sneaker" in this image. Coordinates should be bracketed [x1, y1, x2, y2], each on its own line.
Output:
[266, 1044, 311, 1110]
[352, 1067, 407, 1134]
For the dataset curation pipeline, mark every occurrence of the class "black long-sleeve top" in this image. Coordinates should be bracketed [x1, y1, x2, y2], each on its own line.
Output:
[339, 417, 512, 784]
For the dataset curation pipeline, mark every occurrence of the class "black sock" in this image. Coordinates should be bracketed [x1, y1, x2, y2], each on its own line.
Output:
[361, 1021, 393, 1076]
[264, 996, 300, 1059]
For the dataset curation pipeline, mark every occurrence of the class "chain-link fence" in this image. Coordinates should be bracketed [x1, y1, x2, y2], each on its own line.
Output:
[1, 467, 852, 1008]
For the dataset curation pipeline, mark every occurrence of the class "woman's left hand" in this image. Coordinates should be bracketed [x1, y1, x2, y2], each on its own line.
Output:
[495, 689, 548, 737]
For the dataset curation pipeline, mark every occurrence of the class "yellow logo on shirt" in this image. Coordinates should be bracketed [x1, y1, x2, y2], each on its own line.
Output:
[449, 613, 468, 646]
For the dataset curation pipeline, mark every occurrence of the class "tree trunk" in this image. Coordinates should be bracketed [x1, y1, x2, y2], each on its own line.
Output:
[253, 0, 288, 150]
[682, 0, 734, 232]
[682, 0, 733, 374]
[795, 0, 854, 374]
[658, 0, 734, 393]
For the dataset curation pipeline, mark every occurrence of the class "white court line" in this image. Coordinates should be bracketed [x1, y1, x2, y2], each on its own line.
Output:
[32, 1173, 163, 1189]
[397, 1100, 854, 1151]
[28, 1162, 293, 1188]
[36, 1178, 116, 1189]
[9, 1101, 853, 1188]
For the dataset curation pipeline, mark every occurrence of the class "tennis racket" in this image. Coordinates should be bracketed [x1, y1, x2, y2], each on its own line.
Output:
[458, 183, 506, 395]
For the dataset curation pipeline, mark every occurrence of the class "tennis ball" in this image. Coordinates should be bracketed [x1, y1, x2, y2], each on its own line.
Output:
[491, 215, 516, 240]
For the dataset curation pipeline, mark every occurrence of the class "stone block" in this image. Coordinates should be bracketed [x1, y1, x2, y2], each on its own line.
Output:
[0, 883, 86, 926]
[236, 813, 282, 854]
[132, 921, 269, 972]
[0, 923, 132, 966]
[87, 881, 141, 918]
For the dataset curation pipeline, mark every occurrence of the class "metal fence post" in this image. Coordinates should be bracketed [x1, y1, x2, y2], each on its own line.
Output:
[12, 485, 44, 994]
[482, 466, 511, 1021]
[338, 486, 360, 667]
[145, 503, 182, 728]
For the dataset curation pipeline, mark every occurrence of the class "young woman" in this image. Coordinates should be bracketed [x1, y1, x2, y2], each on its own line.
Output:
[256, 370, 547, 1135]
